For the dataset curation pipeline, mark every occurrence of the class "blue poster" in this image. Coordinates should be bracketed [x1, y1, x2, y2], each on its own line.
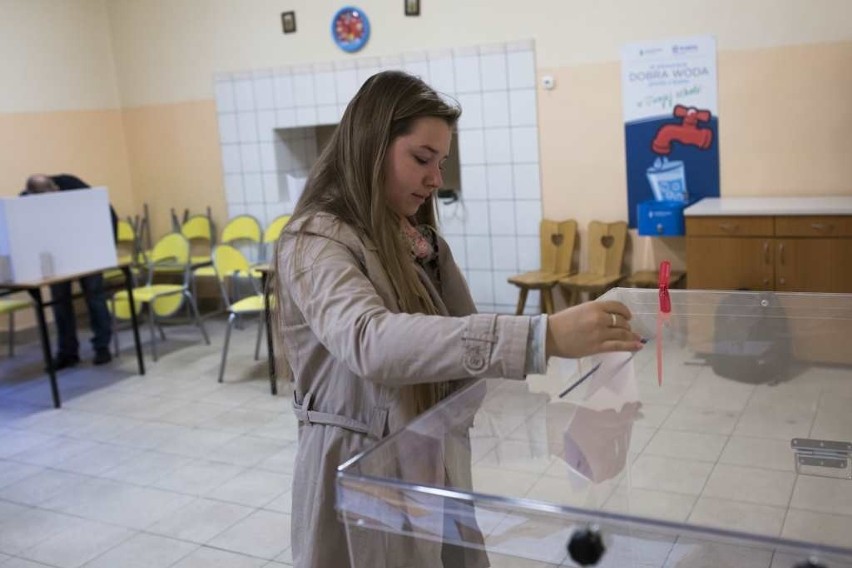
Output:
[621, 36, 719, 231]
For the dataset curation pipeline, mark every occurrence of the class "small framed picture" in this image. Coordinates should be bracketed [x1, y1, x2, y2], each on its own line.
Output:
[404, 0, 420, 16]
[281, 11, 296, 34]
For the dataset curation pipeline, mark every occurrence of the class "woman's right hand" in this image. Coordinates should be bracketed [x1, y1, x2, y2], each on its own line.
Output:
[545, 300, 643, 359]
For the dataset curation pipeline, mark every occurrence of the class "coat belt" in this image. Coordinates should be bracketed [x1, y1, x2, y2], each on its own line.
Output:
[293, 392, 388, 440]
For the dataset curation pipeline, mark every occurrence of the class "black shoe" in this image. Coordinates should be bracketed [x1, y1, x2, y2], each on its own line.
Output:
[93, 349, 113, 366]
[51, 353, 80, 371]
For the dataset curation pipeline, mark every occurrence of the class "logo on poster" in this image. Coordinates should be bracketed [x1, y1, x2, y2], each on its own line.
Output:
[672, 44, 699, 55]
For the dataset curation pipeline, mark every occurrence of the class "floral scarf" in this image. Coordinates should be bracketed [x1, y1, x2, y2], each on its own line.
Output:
[401, 219, 436, 262]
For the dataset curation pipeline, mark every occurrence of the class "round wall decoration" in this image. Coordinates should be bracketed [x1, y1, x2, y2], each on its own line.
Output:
[331, 6, 370, 53]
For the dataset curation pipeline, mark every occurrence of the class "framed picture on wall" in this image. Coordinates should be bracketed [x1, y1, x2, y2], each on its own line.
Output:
[282, 11, 297, 34]
[405, 0, 420, 16]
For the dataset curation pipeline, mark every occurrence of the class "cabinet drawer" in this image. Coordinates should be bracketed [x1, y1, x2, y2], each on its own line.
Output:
[686, 216, 774, 237]
[775, 216, 852, 237]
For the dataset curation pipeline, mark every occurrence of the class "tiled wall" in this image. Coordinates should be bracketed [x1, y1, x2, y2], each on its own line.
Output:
[214, 40, 543, 314]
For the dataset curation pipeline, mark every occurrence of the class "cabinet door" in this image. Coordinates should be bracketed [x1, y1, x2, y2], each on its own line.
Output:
[775, 238, 852, 292]
[686, 237, 774, 290]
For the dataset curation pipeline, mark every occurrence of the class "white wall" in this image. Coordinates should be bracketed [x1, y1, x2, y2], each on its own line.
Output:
[105, 0, 852, 107]
[0, 0, 120, 112]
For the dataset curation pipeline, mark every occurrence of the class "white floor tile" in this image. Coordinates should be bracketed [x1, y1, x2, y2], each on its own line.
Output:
[702, 464, 795, 507]
[790, 475, 852, 516]
[603, 486, 696, 523]
[781, 508, 852, 549]
[40, 478, 194, 529]
[642, 429, 728, 463]
[152, 459, 245, 496]
[0, 429, 56, 459]
[688, 497, 786, 538]
[81, 533, 197, 568]
[0, 558, 58, 567]
[0, 469, 90, 506]
[718, 435, 796, 472]
[170, 546, 267, 568]
[146, 498, 254, 544]
[0, 509, 82, 555]
[663, 539, 773, 568]
[207, 469, 291, 508]
[206, 510, 291, 560]
[625, 455, 713, 496]
[20, 518, 132, 568]
[99, 449, 193, 486]
[52, 443, 141, 476]
[208, 435, 292, 468]
[0, 460, 44, 490]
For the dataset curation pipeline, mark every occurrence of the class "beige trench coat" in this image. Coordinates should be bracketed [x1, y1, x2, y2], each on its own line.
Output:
[277, 213, 533, 568]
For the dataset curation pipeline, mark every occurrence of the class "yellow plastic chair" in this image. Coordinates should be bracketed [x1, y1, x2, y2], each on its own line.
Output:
[110, 232, 210, 361]
[194, 215, 263, 295]
[260, 214, 291, 262]
[1, 297, 31, 356]
[213, 244, 269, 383]
[104, 219, 145, 283]
[181, 214, 215, 266]
[558, 221, 628, 306]
[507, 219, 577, 314]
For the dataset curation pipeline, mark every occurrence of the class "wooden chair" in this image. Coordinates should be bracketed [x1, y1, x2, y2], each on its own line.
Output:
[558, 221, 628, 306]
[507, 219, 577, 314]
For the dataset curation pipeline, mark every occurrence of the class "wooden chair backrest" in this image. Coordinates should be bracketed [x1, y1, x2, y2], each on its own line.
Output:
[540, 219, 577, 274]
[586, 221, 628, 277]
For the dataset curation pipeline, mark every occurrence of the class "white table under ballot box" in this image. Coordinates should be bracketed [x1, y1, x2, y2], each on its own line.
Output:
[337, 288, 852, 568]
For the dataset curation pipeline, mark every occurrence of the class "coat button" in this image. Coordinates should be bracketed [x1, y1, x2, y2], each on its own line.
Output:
[466, 353, 485, 371]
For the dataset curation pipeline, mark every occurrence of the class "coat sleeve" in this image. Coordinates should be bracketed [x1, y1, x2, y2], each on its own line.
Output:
[281, 234, 531, 386]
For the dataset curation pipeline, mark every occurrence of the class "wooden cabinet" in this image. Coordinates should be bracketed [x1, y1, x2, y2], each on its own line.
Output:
[686, 214, 852, 293]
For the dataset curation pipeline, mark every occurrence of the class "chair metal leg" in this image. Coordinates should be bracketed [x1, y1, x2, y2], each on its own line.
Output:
[185, 292, 210, 345]
[218, 312, 236, 383]
[148, 305, 159, 362]
[8, 311, 15, 357]
[254, 313, 264, 361]
[112, 311, 120, 357]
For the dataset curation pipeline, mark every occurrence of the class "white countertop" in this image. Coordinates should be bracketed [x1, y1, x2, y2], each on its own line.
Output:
[685, 196, 852, 216]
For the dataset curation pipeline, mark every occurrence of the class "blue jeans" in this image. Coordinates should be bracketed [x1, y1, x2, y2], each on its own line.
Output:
[49, 273, 112, 356]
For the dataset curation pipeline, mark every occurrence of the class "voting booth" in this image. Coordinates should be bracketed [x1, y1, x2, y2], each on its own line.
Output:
[0, 188, 117, 283]
[337, 288, 852, 568]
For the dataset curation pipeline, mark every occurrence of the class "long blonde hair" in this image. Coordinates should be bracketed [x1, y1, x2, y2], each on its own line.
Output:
[275, 71, 461, 416]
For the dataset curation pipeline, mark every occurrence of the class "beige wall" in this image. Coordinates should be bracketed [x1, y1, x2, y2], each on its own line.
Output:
[104, 0, 852, 106]
[121, 101, 227, 241]
[0, 110, 134, 208]
[0, 0, 119, 112]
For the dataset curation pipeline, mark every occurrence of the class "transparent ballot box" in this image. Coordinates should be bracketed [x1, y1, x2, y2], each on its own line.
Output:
[337, 289, 852, 567]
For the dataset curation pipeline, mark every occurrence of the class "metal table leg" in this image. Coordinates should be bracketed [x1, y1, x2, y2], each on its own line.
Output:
[264, 272, 277, 395]
[28, 288, 61, 408]
[121, 266, 145, 375]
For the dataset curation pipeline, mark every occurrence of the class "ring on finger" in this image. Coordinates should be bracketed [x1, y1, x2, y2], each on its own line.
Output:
[610, 313, 617, 327]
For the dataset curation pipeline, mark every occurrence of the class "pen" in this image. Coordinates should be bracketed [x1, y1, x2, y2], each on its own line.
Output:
[556, 338, 648, 399]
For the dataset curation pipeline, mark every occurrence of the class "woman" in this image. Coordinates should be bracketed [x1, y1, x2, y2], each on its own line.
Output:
[273, 71, 642, 568]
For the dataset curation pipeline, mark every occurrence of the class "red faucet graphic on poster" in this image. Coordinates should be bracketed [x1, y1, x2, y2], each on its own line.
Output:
[646, 105, 714, 203]
[652, 105, 713, 155]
